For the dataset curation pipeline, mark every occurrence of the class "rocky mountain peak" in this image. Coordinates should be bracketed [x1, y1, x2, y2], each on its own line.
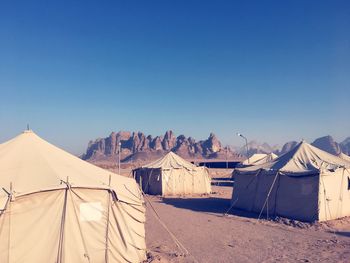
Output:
[311, 135, 341, 155]
[82, 130, 238, 162]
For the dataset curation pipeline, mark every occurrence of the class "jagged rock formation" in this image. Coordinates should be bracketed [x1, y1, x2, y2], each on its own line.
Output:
[340, 137, 350, 155]
[311, 135, 341, 155]
[82, 130, 239, 162]
[82, 132, 350, 164]
[237, 140, 279, 157]
[277, 141, 298, 156]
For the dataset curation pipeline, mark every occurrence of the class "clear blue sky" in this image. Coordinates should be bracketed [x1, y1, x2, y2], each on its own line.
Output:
[0, 0, 349, 154]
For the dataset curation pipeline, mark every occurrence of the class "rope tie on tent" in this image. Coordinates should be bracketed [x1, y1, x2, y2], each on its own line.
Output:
[142, 192, 200, 263]
[224, 169, 262, 216]
[223, 198, 239, 216]
[258, 171, 279, 220]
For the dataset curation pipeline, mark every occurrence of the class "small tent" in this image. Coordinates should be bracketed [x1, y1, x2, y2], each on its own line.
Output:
[133, 152, 211, 196]
[231, 141, 350, 222]
[0, 131, 146, 262]
[242, 153, 278, 166]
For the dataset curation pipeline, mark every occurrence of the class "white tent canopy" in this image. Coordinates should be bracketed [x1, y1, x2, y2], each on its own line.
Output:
[141, 151, 197, 170]
[232, 141, 350, 222]
[236, 141, 350, 176]
[339, 152, 350, 162]
[0, 131, 146, 262]
[242, 153, 278, 166]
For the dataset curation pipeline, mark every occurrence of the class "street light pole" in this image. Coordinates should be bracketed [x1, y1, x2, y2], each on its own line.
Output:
[237, 133, 250, 164]
[226, 146, 228, 169]
[118, 141, 121, 175]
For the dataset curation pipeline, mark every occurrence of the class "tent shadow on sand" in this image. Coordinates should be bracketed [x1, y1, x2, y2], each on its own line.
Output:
[161, 196, 259, 219]
[329, 231, 350, 238]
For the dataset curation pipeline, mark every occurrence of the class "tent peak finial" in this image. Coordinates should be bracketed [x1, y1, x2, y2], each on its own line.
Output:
[23, 124, 33, 133]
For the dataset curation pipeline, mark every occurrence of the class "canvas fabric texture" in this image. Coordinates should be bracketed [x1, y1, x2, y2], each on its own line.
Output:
[242, 153, 278, 166]
[339, 152, 350, 162]
[0, 131, 146, 262]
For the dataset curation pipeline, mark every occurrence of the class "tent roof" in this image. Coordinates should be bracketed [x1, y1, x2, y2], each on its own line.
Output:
[236, 141, 350, 176]
[141, 151, 197, 170]
[242, 154, 267, 165]
[242, 153, 278, 165]
[339, 152, 350, 162]
[0, 131, 141, 204]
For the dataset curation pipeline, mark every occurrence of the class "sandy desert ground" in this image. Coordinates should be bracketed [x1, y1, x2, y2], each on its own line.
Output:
[141, 169, 350, 263]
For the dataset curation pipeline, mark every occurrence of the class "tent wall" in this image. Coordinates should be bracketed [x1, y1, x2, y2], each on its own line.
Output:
[254, 173, 279, 216]
[192, 167, 211, 194]
[162, 168, 211, 196]
[232, 171, 279, 216]
[275, 174, 319, 222]
[135, 167, 211, 196]
[232, 172, 319, 221]
[231, 172, 258, 211]
[162, 169, 187, 196]
[319, 170, 350, 221]
[134, 168, 162, 195]
[0, 188, 146, 263]
[1, 190, 64, 262]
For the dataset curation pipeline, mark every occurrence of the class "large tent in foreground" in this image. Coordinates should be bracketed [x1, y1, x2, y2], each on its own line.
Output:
[133, 152, 211, 196]
[231, 141, 350, 222]
[0, 131, 146, 263]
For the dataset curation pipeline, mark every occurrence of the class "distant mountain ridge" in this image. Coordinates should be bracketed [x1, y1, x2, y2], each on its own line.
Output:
[277, 135, 350, 156]
[340, 137, 350, 155]
[82, 132, 350, 164]
[311, 135, 342, 155]
[82, 130, 240, 163]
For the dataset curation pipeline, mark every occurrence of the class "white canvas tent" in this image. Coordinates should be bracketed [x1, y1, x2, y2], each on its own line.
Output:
[231, 141, 350, 222]
[339, 152, 350, 162]
[0, 131, 146, 262]
[242, 153, 278, 166]
[133, 152, 211, 196]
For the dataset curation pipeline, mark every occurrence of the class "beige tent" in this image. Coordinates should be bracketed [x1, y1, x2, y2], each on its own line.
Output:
[339, 152, 350, 162]
[133, 152, 211, 196]
[0, 131, 146, 262]
[242, 153, 278, 166]
[232, 141, 350, 222]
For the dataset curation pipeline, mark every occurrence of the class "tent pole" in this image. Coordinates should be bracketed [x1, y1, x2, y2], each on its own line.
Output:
[273, 172, 281, 218]
[56, 186, 68, 263]
[258, 172, 279, 220]
[105, 189, 111, 263]
[7, 182, 13, 263]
